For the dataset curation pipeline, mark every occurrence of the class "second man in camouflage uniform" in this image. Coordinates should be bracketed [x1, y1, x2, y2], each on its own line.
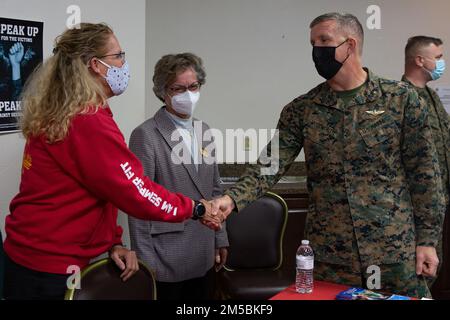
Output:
[402, 35, 450, 287]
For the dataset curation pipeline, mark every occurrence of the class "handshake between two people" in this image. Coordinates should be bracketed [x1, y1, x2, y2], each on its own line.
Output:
[197, 195, 236, 231]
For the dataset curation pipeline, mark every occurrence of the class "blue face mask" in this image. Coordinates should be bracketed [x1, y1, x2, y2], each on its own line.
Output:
[426, 59, 446, 81]
[98, 59, 131, 96]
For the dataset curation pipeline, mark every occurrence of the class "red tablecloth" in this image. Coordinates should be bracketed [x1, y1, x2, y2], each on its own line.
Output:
[270, 281, 351, 300]
[270, 281, 418, 300]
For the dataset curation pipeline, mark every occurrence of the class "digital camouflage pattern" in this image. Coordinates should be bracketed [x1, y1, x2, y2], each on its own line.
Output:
[402, 76, 450, 288]
[315, 259, 430, 298]
[401, 76, 450, 204]
[225, 69, 446, 297]
[314, 234, 430, 297]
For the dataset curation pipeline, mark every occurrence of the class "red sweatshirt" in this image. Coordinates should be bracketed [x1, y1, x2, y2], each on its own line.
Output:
[4, 106, 193, 274]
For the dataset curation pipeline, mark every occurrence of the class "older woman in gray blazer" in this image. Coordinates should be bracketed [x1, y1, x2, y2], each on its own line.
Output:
[128, 53, 228, 300]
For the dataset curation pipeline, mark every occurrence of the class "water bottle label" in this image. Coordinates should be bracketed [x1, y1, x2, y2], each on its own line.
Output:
[296, 256, 314, 270]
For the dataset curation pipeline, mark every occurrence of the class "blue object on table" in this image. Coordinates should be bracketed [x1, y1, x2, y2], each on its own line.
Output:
[336, 287, 365, 300]
[387, 295, 412, 300]
[336, 287, 389, 300]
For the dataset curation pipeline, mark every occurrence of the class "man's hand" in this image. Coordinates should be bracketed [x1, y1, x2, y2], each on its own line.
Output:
[200, 195, 236, 230]
[416, 246, 439, 277]
[215, 247, 228, 272]
[200, 199, 223, 231]
[210, 195, 235, 219]
[109, 245, 139, 282]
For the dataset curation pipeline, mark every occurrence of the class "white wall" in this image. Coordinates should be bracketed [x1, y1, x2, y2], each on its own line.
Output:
[0, 0, 146, 244]
[2, 0, 450, 248]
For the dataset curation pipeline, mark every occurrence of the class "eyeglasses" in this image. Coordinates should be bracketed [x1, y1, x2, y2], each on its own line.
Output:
[98, 51, 126, 61]
[168, 82, 201, 95]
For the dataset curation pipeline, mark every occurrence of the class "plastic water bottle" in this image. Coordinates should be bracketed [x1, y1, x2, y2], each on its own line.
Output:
[296, 240, 314, 293]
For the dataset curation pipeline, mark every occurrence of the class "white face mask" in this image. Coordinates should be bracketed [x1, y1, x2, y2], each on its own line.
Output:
[170, 91, 200, 117]
[98, 59, 130, 96]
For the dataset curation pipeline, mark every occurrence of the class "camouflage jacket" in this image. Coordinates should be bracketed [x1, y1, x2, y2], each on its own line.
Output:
[226, 69, 446, 267]
[402, 76, 450, 204]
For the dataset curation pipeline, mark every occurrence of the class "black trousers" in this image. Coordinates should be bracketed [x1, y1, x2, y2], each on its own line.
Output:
[156, 268, 215, 300]
[3, 254, 69, 300]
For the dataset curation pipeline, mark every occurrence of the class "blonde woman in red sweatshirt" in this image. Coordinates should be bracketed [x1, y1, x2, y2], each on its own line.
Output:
[3, 23, 214, 300]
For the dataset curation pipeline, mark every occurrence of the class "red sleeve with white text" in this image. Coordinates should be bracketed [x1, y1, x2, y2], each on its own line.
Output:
[45, 107, 193, 222]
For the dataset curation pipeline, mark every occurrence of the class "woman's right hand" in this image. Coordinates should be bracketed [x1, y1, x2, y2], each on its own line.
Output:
[200, 199, 224, 231]
[109, 245, 140, 282]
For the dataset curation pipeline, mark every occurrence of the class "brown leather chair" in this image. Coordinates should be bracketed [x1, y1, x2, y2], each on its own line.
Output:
[216, 192, 292, 300]
[64, 258, 156, 300]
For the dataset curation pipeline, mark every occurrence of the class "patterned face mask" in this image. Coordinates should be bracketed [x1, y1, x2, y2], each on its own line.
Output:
[98, 59, 130, 96]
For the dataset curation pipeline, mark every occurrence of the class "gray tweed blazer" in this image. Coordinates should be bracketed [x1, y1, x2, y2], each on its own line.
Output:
[127, 107, 228, 282]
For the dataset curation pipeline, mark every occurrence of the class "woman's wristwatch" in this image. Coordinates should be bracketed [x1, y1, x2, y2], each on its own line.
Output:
[192, 200, 206, 220]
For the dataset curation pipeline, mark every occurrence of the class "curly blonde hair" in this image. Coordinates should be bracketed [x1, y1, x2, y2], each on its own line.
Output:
[20, 23, 113, 143]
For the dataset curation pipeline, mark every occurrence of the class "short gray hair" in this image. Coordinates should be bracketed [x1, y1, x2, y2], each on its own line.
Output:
[310, 12, 364, 55]
[153, 52, 206, 102]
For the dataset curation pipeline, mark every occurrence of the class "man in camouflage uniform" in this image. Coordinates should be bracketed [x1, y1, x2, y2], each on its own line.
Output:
[402, 36, 450, 287]
[208, 13, 446, 298]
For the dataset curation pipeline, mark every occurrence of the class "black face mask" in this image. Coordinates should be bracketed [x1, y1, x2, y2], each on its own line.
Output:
[312, 39, 349, 80]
